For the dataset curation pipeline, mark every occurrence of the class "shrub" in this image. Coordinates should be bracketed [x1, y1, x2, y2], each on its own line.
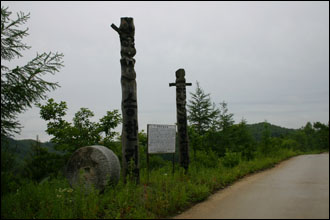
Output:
[191, 150, 219, 168]
[221, 151, 241, 168]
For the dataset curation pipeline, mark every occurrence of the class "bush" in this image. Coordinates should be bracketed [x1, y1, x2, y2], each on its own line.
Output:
[221, 151, 241, 168]
[281, 138, 300, 151]
[1, 148, 26, 196]
[23, 145, 65, 182]
[191, 150, 219, 168]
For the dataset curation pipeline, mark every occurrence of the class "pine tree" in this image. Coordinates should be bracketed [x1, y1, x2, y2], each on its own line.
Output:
[213, 101, 235, 153]
[1, 6, 64, 137]
[218, 101, 234, 131]
[187, 81, 219, 135]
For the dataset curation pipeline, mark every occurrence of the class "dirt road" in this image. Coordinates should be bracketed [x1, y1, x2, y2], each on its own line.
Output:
[174, 153, 329, 219]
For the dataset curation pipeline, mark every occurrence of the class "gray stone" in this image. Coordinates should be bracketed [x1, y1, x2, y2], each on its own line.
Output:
[66, 145, 120, 191]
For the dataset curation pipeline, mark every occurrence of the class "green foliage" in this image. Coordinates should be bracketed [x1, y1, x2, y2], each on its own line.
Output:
[1, 136, 57, 167]
[209, 101, 235, 154]
[1, 97, 122, 195]
[5, 101, 325, 219]
[259, 121, 272, 155]
[288, 121, 329, 152]
[313, 122, 329, 150]
[187, 81, 219, 135]
[1, 147, 302, 219]
[23, 99, 123, 182]
[38, 98, 68, 121]
[280, 138, 300, 151]
[246, 122, 296, 141]
[187, 124, 204, 158]
[1, 177, 102, 219]
[187, 82, 240, 159]
[23, 140, 65, 182]
[221, 151, 241, 168]
[229, 120, 256, 160]
[202, 129, 225, 156]
[191, 110, 254, 160]
[38, 98, 122, 155]
[1, 6, 64, 137]
[190, 150, 219, 168]
[138, 130, 147, 147]
[1, 147, 26, 197]
[217, 101, 234, 131]
[99, 110, 122, 140]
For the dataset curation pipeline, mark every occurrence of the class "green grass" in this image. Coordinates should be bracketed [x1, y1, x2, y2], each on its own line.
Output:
[1, 148, 318, 219]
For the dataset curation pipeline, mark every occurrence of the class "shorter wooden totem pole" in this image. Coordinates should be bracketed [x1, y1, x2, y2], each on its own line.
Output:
[169, 69, 192, 173]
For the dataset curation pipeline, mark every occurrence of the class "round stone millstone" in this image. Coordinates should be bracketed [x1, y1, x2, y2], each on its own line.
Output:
[66, 145, 120, 191]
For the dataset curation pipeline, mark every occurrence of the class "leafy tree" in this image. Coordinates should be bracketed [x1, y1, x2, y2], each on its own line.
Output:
[313, 121, 329, 150]
[72, 108, 101, 146]
[23, 136, 64, 182]
[230, 119, 256, 160]
[259, 121, 272, 155]
[202, 129, 225, 156]
[303, 122, 320, 150]
[1, 6, 64, 137]
[290, 129, 308, 152]
[1, 142, 23, 196]
[280, 138, 300, 152]
[287, 121, 329, 152]
[99, 110, 122, 160]
[38, 99, 122, 156]
[187, 124, 205, 159]
[99, 110, 122, 141]
[187, 81, 219, 135]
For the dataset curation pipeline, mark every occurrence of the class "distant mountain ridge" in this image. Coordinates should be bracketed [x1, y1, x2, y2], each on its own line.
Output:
[1, 136, 56, 162]
[246, 122, 297, 141]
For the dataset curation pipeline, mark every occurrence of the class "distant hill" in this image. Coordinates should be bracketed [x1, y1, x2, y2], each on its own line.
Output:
[1, 136, 56, 162]
[246, 122, 297, 141]
[1, 122, 297, 161]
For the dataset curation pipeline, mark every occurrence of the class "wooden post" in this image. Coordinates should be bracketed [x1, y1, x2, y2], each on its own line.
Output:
[111, 18, 139, 184]
[169, 69, 192, 173]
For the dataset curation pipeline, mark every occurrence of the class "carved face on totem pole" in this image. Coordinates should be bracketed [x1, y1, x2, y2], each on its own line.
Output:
[175, 69, 186, 105]
[119, 17, 136, 58]
[118, 18, 136, 80]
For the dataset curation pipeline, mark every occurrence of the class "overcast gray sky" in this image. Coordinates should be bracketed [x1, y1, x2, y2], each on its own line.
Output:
[3, 1, 329, 142]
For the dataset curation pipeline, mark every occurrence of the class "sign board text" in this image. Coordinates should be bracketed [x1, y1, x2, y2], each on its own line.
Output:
[147, 124, 176, 154]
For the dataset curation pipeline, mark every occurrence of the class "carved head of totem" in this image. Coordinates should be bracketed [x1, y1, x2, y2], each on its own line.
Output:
[119, 17, 136, 57]
[120, 17, 135, 37]
[175, 69, 186, 83]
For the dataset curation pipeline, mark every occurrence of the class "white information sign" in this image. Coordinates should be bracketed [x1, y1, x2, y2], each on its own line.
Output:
[147, 124, 176, 154]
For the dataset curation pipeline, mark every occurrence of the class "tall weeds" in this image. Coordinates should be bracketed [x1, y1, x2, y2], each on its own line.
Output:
[0, 148, 308, 219]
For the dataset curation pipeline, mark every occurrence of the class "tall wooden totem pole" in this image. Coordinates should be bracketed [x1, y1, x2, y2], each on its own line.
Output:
[169, 69, 192, 173]
[111, 18, 139, 183]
